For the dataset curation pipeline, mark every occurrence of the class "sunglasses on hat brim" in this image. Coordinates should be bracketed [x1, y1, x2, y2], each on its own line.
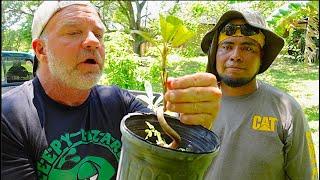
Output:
[221, 23, 260, 36]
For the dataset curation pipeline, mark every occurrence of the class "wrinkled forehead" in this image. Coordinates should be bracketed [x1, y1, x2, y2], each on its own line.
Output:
[53, 4, 101, 22]
[46, 4, 105, 31]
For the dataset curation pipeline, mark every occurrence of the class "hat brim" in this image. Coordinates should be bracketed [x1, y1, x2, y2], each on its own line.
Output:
[201, 10, 284, 76]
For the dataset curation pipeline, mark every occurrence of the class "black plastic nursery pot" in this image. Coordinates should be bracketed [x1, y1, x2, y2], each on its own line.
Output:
[116, 113, 220, 180]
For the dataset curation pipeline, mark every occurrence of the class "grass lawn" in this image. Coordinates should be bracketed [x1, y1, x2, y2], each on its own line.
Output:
[258, 59, 319, 122]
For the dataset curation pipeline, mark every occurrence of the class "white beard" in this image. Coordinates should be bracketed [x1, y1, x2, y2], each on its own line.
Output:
[47, 49, 102, 90]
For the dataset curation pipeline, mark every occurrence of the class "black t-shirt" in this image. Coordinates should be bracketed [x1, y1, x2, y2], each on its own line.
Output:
[1, 77, 149, 180]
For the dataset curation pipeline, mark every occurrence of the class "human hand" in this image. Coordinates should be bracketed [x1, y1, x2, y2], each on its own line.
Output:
[165, 72, 221, 129]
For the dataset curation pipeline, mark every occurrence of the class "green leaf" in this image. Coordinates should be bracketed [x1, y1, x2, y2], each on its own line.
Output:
[165, 15, 183, 27]
[266, 20, 276, 25]
[227, 0, 238, 4]
[289, 3, 302, 10]
[279, 9, 289, 16]
[306, 1, 318, 10]
[171, 26, 194, 47]
[160, 15, 177, 42]
[131, 30, 158, 45]
[160, 15, 194, 47]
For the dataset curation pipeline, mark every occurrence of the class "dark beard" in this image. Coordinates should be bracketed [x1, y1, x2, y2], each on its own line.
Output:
[219, 74, 257, 87]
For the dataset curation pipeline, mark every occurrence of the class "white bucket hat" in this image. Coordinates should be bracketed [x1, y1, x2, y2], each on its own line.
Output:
[31, 1, 102, 40]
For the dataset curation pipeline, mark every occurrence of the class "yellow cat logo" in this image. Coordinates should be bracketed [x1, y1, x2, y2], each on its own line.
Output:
[252, 115, 277, 132]
[306, 130, 319, 179]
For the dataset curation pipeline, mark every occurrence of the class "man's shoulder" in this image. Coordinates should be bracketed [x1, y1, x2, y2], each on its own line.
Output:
[2, 80, 34, 107]
[2, 80, 36, 128]
[91, 85, 148, 112]
[260, 81, 301, 110]
[260, 81, 295, 99]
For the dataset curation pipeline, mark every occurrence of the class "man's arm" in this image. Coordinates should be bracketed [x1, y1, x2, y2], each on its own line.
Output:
[284, 110, 318, 179]
[1, 115, 38, 180]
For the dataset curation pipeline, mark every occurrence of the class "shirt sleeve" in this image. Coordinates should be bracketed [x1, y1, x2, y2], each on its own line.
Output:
[1, 115, 37, 180]
[284, 109, 318, 179]
[120, 88, 152, 114]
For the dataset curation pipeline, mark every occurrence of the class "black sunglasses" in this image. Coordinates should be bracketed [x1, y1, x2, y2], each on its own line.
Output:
[221, 23, 260, 36]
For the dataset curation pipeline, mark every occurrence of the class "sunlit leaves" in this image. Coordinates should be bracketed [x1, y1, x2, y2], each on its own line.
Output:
[2, 1, 41, 51]
[131, 30, 158, 46]
[267, 2, 318, 37]
[132, 14, 194, 100]
[160, 15, 185, 43]
[132, 14, 194, 53]
[159, 14, 194, 46]
[288, 2, 301, 10]
[171, 25, 194, 48]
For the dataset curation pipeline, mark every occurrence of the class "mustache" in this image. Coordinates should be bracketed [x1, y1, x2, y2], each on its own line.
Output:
[78, 50, 103, 63]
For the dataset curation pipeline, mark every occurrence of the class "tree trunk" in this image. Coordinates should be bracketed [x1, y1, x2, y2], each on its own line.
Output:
[304, 16, 319, 64]
[133, 35, 142, 56]
[118, 1, 146, 56]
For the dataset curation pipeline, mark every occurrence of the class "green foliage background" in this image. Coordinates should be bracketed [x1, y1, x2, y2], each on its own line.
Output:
[2, 1, 319, 121]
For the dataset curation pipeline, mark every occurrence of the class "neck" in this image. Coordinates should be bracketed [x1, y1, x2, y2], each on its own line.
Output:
[220, 79, 258, 97]
[37, 68, 91, 106]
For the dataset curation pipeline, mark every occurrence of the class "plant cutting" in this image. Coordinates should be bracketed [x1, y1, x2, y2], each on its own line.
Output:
[132, 14, 195, 149]
[116, 15, 220, 180]
[136, 80, 188, 150]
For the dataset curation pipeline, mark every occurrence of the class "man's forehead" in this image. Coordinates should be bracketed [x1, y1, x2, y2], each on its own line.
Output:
[221, 37, 260, 46]
[54, 4, 101, 20]
[64, 4, 98, 13]
[229, 18, 246, 25]
[47, 4, 105, 30]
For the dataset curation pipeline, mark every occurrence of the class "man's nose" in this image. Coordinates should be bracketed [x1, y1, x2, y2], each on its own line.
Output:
[82, 31, 101, 50]
[230, 46, 241, 61]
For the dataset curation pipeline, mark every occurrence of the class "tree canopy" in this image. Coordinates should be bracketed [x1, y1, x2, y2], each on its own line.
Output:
[2, 1, 318, 62]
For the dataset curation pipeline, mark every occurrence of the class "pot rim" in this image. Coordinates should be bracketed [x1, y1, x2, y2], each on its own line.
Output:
[120, 112, 220, 155]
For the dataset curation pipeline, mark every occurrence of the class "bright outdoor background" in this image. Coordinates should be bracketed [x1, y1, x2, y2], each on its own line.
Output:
[2, 0, 319, 169]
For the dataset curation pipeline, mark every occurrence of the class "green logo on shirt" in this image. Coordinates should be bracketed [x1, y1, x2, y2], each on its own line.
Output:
[37, 129, 121, 179]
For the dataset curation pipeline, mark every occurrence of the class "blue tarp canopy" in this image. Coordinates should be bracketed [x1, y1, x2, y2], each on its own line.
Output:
[2, 51, 34, 61]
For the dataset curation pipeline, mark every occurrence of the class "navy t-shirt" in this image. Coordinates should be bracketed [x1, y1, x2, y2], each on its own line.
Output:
[1, 77, 149, 179]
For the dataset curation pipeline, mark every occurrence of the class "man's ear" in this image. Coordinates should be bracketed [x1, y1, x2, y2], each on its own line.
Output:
[32, 39, 48, 64]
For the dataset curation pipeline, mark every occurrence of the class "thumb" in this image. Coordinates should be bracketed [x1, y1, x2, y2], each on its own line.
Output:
[166, 77, 175, 90]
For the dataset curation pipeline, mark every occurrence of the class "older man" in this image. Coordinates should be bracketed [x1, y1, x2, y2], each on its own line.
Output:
[201, 10, 318, 179]
[1, 1, 221, 179]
